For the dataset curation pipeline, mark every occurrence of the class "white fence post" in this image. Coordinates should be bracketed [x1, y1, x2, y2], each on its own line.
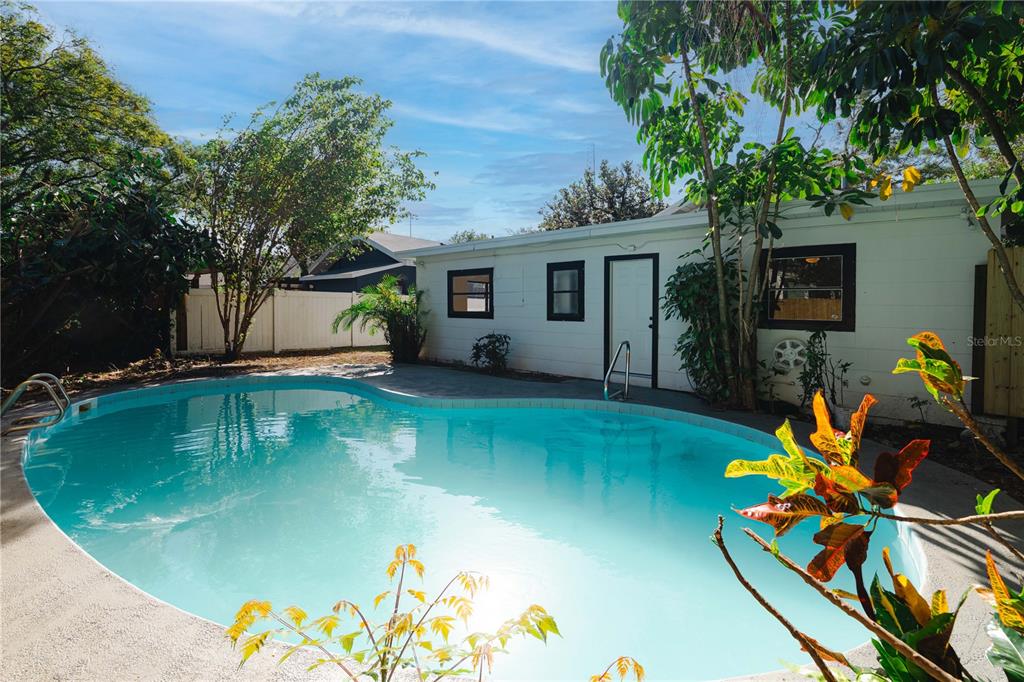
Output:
[271, 289, 281, 354]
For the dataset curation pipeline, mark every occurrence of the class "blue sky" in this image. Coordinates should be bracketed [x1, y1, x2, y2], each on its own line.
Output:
[37, 1, 821, 241]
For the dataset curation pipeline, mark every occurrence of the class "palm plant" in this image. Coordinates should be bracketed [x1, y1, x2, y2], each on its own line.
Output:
[333, 275, 427, 363]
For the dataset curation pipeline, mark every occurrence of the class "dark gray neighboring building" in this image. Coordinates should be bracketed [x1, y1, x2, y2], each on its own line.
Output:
[294, 232, 441, 293]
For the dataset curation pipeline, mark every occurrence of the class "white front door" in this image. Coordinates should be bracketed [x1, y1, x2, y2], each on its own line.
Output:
[607, 256, 655, 387]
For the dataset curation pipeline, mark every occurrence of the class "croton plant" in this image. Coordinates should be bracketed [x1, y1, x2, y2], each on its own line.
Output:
[721, 331, 1021, 681]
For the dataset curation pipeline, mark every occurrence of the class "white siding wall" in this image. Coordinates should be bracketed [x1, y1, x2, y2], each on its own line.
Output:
[416, 184, 993, 422]
[417, 232, 698, 391]
[176, 288, 382, 355]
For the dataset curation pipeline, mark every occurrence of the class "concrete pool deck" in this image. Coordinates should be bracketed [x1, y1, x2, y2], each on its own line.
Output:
[2, 362, 1021, 681]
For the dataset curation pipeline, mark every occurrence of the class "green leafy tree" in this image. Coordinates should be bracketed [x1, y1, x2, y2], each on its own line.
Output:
[602, 1, 869, 409]
[809, 0, 1024, 312]
[186, 74, 434, 359]
[0, 154, 213, 382]
[332, 275, 427, 363]
[537, 160, 666, 230]
[0, 1, 175, 224]
[448, 229, 493, 244]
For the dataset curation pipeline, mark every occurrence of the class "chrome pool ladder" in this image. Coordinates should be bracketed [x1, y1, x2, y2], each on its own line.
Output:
[603, 340, 631, 401]
[1, 373, 71, 435]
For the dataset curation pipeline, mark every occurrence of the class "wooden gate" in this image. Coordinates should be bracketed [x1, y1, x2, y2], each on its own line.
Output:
[984, 246, 1024, 417]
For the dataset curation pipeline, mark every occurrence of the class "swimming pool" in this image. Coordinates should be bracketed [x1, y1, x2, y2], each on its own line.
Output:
[23, 377, 920, 680]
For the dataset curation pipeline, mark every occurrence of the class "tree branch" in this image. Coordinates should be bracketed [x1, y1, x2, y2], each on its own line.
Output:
[743, 528, 959, 682]
[712, 517, 838, 681]
[869, 509, 1024, 526]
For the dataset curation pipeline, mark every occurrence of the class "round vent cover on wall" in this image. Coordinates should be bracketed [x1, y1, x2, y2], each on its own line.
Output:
[773, 338, 807, 373]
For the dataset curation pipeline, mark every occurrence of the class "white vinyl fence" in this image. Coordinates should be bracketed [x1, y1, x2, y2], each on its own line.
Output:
[172, 288, 384, 355]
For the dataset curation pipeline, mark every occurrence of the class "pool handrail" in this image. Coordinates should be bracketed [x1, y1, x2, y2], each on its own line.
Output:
[603, 340, 631, 401]
[1, 373, 71, 435]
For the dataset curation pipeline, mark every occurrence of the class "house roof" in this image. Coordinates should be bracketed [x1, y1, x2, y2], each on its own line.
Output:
[400, 179, 996, 259]
[299, 262, 406, 282]
[366, 231, 440, 257]
[293, 231, 442, 278]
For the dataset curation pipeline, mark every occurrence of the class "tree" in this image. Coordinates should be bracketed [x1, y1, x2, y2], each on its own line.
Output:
[0, 2, 206, 382]
[0, 154, 213, 383]
[602, 1, 867, 409]
[537, 160, 666, 230]
[448, 229, 493, 244]
[186, 74, 434, 359]
[809, 0, 1024, 312]
[0, 2, 175, 226]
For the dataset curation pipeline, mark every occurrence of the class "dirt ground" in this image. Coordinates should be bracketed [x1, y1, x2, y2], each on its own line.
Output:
[56, 347, 392, 392]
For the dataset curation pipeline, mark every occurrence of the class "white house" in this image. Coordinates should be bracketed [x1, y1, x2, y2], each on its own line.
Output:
[405, 180, 1004, 422]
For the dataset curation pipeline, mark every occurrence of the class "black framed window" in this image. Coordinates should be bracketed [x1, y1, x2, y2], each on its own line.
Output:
[547, 261, 585, 321]
[761, 243, 856, 331]
[448, 268, 494, 318]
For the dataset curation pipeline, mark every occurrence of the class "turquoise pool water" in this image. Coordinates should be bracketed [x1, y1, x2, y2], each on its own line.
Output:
[24, 379, 918, 680]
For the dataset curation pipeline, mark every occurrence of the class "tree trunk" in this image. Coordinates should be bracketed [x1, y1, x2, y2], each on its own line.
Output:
[932, 85, 1024, 315]
[681, 50, 737, 403]
[738, 0, 792, 411]
[944, 64, 1024, 185]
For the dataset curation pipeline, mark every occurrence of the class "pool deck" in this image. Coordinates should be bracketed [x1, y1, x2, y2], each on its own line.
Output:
[2, 362, 1022, 681]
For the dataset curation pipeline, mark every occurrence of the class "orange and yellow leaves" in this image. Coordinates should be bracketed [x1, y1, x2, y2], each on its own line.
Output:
[987, 551, 1024, 631]
[591, 656, 645, 682]
[870, 173, 893, 200]
[893, 331, 967, 402]
[810, 392, 876, 467]
[227, 600, 273, 644]
[807, 522, 869, 582]
[429, 615, 455, 643]
[725, 419, 825, 495]
[873, 439, 930, 494]
[386, 543, 424, 580]
[373, 591, 391, 609]
[736, 494, 830, 537]
[931, 589, 949, 617]
[313, 614, 340, 637]
[282, 605, 307, 628]
[239, 631, 271, 667]
[457, 571, 489, 598]
[882, 547, 931, 627]
[902, 166, 922, 192]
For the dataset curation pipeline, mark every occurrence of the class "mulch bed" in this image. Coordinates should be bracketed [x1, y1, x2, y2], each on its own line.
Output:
[866, 420, 1024, 504]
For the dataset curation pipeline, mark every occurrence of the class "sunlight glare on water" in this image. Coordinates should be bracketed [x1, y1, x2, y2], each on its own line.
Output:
[24, 381, 916, 681]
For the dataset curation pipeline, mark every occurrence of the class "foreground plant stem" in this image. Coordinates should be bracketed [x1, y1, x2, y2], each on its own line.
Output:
[869, 509, 1024, 526]
[944, 397, 1024, 482]
[742, 528, 959, 682]
[269, 612, 361, 682]
[983, 521, 1024, 565]
[712, 517, 838, 681]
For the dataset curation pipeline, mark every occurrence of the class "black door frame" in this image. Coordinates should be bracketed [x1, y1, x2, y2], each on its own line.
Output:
[604, 253, 659, 389]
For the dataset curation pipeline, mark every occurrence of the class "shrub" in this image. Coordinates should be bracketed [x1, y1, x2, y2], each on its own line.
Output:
[797, 330, 851, 411]
[662, 250, 741, 405]
[333, 275, 427, 363]
[713, 331, 1023, 681]
[227, 544, 558, 680]
[470, 333, 511, 374]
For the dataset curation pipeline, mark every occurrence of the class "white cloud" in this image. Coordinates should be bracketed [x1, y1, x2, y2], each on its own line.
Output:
[392, 102, 548, 135]
[315, 4, 598, 74]
[550, 96, 601, 115]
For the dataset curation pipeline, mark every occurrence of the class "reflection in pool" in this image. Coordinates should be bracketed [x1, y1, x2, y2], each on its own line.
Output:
[24, 380, 917, 680]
